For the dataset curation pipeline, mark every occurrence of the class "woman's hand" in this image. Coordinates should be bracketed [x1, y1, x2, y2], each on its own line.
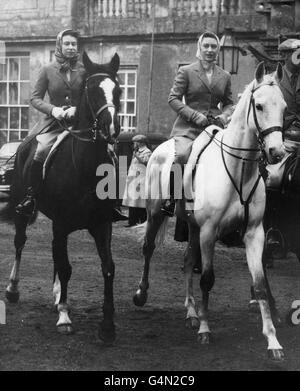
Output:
[191, 111, 209, 127]
[64, 106, 76, 119]
[51, 107, 66, 120]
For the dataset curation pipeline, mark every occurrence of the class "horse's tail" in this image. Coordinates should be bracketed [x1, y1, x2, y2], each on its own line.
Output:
[136, 216, 170, 248]
[154, 216, 170, 248]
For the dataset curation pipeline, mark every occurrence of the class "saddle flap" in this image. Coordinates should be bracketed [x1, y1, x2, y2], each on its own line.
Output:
[42, 130, 70, 178]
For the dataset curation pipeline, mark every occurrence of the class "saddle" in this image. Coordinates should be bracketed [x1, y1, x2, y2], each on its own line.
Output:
[42, 130, 70, 178]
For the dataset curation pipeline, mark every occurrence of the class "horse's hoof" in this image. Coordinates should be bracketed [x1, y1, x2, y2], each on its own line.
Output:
[5, 289, 20, 303]
[133, 291, 148, 307]
[197, 332, 211, 345]
[57, 324, 74, 335]
[185, 317, 200, 330]
[248, 300, 260, 313]
[268, 349, 285, 361]
[98, 322, 116, 345]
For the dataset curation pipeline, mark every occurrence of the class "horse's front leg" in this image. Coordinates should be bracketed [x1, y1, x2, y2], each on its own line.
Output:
[184, 224, 201, 330]
[52, 224, 73, 334]
[244, 223, 284, 361]
[197, 224, 216, 344]
[6, 214, 29, 303]
[89, 222, 115, 344]
[133, 212, 166, 307]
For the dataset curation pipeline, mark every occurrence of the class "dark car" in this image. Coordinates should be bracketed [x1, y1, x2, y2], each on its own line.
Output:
[0, 141, 22, 199]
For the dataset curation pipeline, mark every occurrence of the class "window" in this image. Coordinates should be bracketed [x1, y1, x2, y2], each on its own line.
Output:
[0, 55, 30, 145]
[118, 68, 137, 133]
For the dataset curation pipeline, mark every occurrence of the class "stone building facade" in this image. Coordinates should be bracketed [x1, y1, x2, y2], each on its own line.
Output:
[0, 0, 298, 145]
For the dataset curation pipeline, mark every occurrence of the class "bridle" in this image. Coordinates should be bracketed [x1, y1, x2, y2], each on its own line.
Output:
[65, 72, 118, 143]
[204, 81, 284, 237]
[246, 81, 283, 151]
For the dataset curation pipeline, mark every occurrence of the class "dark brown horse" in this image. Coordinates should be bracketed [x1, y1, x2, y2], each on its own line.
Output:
[1, 52, 122, 343]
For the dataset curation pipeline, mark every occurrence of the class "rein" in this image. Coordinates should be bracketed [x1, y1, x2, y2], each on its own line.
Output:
[206, 81, 282, 237]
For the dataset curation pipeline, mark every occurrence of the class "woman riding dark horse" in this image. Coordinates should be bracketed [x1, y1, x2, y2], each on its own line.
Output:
[1, 48, 122, 343]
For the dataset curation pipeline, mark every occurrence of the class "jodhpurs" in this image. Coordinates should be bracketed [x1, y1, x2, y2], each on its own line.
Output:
[34, 130, 63, 163]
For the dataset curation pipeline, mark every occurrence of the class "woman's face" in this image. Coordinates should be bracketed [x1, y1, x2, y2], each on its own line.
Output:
[199, 37, 219, 63]
[61, 34, 78, 58]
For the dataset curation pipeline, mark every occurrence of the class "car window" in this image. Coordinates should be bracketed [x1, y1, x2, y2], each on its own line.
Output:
[0, 142, 21, 157]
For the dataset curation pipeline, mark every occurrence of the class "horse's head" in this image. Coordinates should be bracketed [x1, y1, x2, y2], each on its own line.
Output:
[248, 62, 286, 164]
[82, 51, 122, 144]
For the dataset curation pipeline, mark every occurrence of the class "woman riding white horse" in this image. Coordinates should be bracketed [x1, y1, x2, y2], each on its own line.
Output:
[133, 62, 287, 361]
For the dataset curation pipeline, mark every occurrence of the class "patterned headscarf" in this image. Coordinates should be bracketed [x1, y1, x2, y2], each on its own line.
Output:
[55, 29, 80, 72]
[196, 31, 220, 61]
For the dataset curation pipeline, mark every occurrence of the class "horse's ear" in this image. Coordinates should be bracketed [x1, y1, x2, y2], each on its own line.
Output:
[274, 62, 283, 83]
[255, 61, 265, 83]
[82, 51, 95, 73]
[110, 53, 120, 74]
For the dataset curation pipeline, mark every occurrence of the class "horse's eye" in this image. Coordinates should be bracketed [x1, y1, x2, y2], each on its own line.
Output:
[256, 104, 263, 111]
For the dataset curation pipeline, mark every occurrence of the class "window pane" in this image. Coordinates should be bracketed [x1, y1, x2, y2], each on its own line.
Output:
[20, 82, 30, 104]
[0, 82, 7, 104]
[127, 73, 136, 85]
[9, 83, 18, 104]
[127, 87, 135, 100]
[127, 101, 135, 114]
[0, 61, 7, 81]
[10, 107, 19, 129]
[120, 101, 125, 114]
[0, 130, 8, 144]
[21, 107, 29, 129]
[21, 130, 28, 139]
[118, 72, 125, 85]
[9, 131, 20, 141]
[20, 58, 29, 80]
[0, 107, 8, 129]
[9, 58, 19, 80]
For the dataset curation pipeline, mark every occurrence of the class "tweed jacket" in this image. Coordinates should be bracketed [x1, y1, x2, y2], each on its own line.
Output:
[168, 61, 234, 140]
[278, 66, 300, 131]
[30, 60, 86, 134]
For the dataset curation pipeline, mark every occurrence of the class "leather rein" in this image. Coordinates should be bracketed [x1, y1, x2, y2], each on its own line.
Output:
[208, 82, 283, 237]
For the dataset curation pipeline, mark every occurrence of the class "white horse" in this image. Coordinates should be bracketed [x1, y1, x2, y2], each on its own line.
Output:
[133, 62, 287, 360]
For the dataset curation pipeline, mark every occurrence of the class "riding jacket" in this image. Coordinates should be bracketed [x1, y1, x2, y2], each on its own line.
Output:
[168, 61, 234, 140]
[279, 65, 300, 141]
[30, 60, 86, 135]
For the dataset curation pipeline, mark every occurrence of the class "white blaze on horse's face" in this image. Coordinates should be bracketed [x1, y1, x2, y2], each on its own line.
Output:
[253, 83, 286, 163]
[100, 77, 116, 138]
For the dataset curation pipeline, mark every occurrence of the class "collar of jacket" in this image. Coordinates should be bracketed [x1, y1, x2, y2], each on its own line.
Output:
[53, 60, 84, 87]
[193, 60, 223, 91]
[282, 65, 300, 93]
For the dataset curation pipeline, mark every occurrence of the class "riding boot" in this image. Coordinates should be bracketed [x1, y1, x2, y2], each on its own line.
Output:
[112, 206, 128, 222]
[161, 198, 176, 217]
[265, 190, 283, 250]
[16, 160, 43, 217]
[161, 170, 176, 217]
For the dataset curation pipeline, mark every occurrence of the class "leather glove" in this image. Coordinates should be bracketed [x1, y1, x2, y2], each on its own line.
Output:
[64, 106, 76, 119]
[191, 111, 209, 127]
[51, 107, 66, 120]
[215, 114, 227, 127]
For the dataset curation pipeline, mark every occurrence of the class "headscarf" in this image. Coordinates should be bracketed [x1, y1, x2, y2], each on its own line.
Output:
[196, 31, 220, 61]
[55, 29, 80, 72]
